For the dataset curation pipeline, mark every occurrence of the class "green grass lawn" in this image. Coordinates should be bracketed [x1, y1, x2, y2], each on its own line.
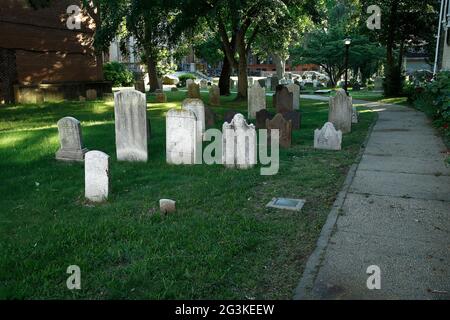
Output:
[0, 91, 375, 299]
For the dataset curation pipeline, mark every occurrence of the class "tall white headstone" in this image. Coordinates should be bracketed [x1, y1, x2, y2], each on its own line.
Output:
[329, 89, 352, 133]
[166, 109, 200, 165]
[247, 81, 266, 119]
[314, 122, 342, 151]
[222, 114, 257, 169]
[114, 89, 148, 162]
[287, 83, 300, 110]
[182, 98, 205, 139]
[55, 116, 88, 161]
[85, 150, 109, 202]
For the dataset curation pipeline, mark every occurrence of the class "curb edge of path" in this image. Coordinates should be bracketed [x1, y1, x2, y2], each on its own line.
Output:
[293, 105, 380, 300]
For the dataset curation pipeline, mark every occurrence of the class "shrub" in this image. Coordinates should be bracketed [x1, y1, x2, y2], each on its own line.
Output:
[103, 62, 134, 87]
[177, 73, 196, 87]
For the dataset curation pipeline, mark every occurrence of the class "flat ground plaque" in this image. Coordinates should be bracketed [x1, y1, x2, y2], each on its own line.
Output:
[266, 198, 306, 211]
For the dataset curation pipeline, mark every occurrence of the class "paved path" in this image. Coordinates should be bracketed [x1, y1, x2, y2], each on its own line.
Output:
[295, 97, 450, 299]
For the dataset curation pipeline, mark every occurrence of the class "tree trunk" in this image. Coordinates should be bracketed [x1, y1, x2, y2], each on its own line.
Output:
[147, 55, 160, 92]
[218, 55, 231, 95]
[273, 54, 286, 79]
[236, 38, 248, 100]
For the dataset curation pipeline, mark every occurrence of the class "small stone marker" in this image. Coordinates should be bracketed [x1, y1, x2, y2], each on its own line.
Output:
[256, 109, 275, 129]
[166, 109, 200, 164]
[182, 98, 205, 139]
[159, 199, 176, 214]
[329, 89, 352, 133]
[114, 89, 148, 162]
[286, 83, 300, 110]
[85, 150, 109, 202]
[79, 96, 86, 102]
[223, 110, 238, 124]
[209, 85, 220, 106]
[186, 79, 194, 89]
[266, 197, 306, 211]
[134, 80, 146, 93]
[274, 85, 293, 113]
[282, 111, 301, 130]
[222, 113, 257, 169]
[187, 82, 201, 99]
[86, 89, 97, 101]
[156, 91, 167, 103]
[247, 81, 266, 119]
[266, 113, 292, 148]
[55, 116, 88, 161]
[314, 122, 342, 151]
[204, 106, 216, 127]
[352, 106, 358, 124]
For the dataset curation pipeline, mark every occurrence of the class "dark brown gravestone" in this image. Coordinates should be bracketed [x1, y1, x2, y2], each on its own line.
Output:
[204, 106, 216, 127]
[266, 113, 292, 148]
[282, 111, 301, 130]
[256, 109, 275, 129]
[223, 110, 238, 124]
[275, 86, 293, 114]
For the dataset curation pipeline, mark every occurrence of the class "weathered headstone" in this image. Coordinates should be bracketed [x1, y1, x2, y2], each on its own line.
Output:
[314, 122, 342, 150]
[166, 109, 200, 165]
[223, 110, 238, 124]
[247, 81, 266, 119]
[266, 113, 292, 148]
[85, 150, 109, 202]
[209, 85, 220, 106]
[134, 80, 146, 93]
[187, 82, 201, 99]
[86, 89, 97, 101]
[204, 106, 216, 127]
[373, 77, 383, 91]
[55, 117, 88, 161]
[282, 111, 301, 130]
[200, 79, 208, 89]
[352, 106, 358, 124]
[114, 89, 148, 162]
[255, 109, 275, 129]
[155, 91, 167, 103]
[222, 113, 257, 169]
[274, 85, 293, 113]
[328, 89, 352, 133]
[186, 79, 194, 89]
[182, 98, 205, 139]
[286, 83, 300, 110]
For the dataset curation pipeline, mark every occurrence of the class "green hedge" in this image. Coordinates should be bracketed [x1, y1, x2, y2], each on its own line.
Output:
[177, 73, 196, 87]
[103, 62, 134, 87]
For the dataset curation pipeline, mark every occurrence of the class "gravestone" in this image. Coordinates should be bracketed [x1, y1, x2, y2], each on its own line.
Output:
[223, 110, 238, 124]
[204, 106, 216, 127]
[270, 76, 279, 91]
[266, 113, 292, 148]
[85, 150, 109, 202]
[247, 81, 266, 119]
[114, 89, 148, 162]
[328, 89, 352, 133]
[86, 89, 97, 101]
[134, 80, 145, 93]
[200, 79, 208, 89]
[282, 111, 301, 130]
[286, 83, 300, 110]
[314, 122, 342, 150]
[79, 96, 86, 102]
[182, 98, 205, 139]
[255, 109, 275, 129]
[352, 106, 358, 124]
[166, 109, 200, 165]
[374, 77, 383, 91]
[187, 82, 201, 99]
[155, 91, 167, 103]
[222, 113, 257, 169]
[55, 116, 88, 161]
[274, 85, 293, 113]
[209, 85, 220, 106]
[186, 79, 194, 89]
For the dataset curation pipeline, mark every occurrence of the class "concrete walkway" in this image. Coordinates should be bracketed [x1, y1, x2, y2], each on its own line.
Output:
[295, 98, 450, 299]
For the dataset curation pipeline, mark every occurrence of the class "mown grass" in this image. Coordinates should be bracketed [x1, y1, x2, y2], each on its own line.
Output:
[0, 90, 375, 299]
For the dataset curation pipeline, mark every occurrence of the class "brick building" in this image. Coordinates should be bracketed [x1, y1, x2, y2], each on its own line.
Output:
[0, 0, 110, 103]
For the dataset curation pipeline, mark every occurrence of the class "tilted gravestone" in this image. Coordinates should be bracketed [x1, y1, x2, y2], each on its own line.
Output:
[255, 109, 275, 130]
[182, 98, 205, 140]
[166, 109, 200, 165]
[114, 89, 148, 162]
[286, 83, 300, 110]
[187, 82, 201, 99]
[209, 85, 220, 106]
[274, 85, 293, 114]
[266, 113, 292, 148]
[328, 89, 352, 133]
[55, 116, 88, 161]
[86, 89, 97, 101]
[222, 113, 257, 169]
[247, 81, 266, 119]
[314, 122, 342, 151]
[85, 150, 109, 202]
[204, 106, 216, 128]
[282, 111, 301, 130]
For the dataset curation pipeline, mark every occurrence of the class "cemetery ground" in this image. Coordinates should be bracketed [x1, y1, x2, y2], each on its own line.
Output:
[0, 91, 375, 299]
